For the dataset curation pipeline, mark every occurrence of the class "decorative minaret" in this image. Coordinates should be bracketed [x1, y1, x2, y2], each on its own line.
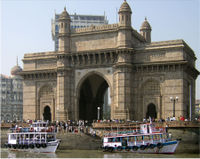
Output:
[117, 0, 132, 48]
[58, 7, 71, 52]
[140, 17, 152, 43]
[118, 0, 132, 27]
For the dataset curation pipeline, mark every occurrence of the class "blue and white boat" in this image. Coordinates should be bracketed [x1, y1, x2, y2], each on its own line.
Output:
[102, 121, 180, 154]
[5, 121, 61, 153]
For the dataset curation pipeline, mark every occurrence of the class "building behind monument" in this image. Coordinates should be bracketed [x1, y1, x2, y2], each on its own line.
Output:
[0, 62, 23, 122]
[51, 13, 108, 51]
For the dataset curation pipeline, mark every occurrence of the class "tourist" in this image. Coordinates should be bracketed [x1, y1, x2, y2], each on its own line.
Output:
[180, 116, 185, 121]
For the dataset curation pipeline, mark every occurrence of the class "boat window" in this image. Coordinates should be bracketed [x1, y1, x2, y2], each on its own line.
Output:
[122, 137, 128, 146]
[108, 138, 114, 142]
[25, 136, 29, 140]
[41, 134, 45, 140]
[143, 135, 151, 141]
[129, 136, 136, 142]
[153, 134, 160, 140]
[136, 136, 143, 141]
[122, 137, 128, 142]
[114, 137, 120, 142]
[47, 134, 55, 141]
[10, 134, 16, 140]
[162, 134, 167, 139]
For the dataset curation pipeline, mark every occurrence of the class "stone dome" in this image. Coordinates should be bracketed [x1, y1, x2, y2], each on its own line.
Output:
[59, 7, 70, 20]
[119, 0, 132, 13]
[140, 17, 151, 30]
[11, 65, 22, 76]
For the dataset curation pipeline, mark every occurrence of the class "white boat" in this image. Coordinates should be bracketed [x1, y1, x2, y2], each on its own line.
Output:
[102, 122, 180, 154]
[5, 121, 61, 153]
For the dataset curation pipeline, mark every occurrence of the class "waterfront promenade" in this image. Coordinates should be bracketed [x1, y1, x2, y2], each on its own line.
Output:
[92, 120, 200, 129]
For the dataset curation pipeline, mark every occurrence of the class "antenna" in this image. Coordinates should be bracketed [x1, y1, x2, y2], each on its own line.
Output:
[16, 56, 18, 66]
[116, 8, 118, 23]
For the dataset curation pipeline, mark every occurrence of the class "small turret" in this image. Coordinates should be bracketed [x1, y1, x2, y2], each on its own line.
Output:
[117, 0, 132, 48]
[140, 17, 152, 43]
[58, 7, 71, 52]
[118, 0, 132, 27]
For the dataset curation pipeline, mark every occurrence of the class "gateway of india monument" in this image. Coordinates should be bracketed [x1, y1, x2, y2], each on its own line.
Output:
[21, 0, 199, 122]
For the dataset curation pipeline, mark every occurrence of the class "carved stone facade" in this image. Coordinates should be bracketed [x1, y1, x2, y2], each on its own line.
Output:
[21, 1, 199, 121]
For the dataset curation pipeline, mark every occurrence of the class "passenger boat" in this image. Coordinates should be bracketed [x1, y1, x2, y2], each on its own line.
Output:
[102, 121, 180, 154]
[5, 121, 61, 153]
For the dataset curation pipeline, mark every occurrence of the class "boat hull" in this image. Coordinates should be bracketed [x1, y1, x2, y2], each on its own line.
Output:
[103, 140, 179, 154]
[7, 140, 60, 153]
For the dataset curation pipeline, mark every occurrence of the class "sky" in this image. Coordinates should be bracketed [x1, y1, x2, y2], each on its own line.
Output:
[0, 0, 199, 99]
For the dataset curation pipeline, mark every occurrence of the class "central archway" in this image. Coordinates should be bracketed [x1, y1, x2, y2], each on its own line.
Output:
[78, 73, 110, 121]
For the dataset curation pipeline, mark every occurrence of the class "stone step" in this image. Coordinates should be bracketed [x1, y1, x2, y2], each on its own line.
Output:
[57, 132, 102, 150]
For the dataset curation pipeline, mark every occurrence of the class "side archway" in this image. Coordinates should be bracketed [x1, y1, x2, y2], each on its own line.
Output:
[38, 84, 55, 121]
[139, 79, 161, 120]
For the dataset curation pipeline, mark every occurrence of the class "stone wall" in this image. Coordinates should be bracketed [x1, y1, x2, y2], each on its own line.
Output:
[23, 80, 36, 120]
[71, 31, 118, 52]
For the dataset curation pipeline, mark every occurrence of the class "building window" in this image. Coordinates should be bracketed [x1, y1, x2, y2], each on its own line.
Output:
[122, 15, 124, 21]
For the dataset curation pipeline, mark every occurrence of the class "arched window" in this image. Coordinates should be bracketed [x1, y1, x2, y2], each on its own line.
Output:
[122, 15, 124, 21]
[126, 15, 129, 22]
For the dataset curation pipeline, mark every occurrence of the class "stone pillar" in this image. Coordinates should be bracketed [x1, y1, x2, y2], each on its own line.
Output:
[117, 29, 132, 48]
[56, 70, 67, 121]
[112, 49, 133, 120]
[23, 80, 36, 120]
[56, 67, 74, 121]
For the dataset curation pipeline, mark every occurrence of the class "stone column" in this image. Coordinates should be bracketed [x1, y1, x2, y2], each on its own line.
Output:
[56, 70, 67, 121]
[56, 67, 74, 121]
[112, 49, 133, 120]
[23, 80, 37, 120]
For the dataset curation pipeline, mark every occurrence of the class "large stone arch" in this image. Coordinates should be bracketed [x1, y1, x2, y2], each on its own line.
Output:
[75, 71, 112, 121]
[38, 84, 55, 121]
[139, 78, 162, 120]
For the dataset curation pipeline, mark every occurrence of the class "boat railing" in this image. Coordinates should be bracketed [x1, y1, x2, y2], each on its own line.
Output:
[104, 130, 138, 137]
[10, 127, 56, 133]
[11, 134, 56, 145]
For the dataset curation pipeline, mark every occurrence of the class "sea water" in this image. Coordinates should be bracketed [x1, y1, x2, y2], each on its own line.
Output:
[1, 149, 199, 158]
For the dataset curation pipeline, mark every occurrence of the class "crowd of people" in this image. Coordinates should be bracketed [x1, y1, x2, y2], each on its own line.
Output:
[1, 115, 200, 134]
